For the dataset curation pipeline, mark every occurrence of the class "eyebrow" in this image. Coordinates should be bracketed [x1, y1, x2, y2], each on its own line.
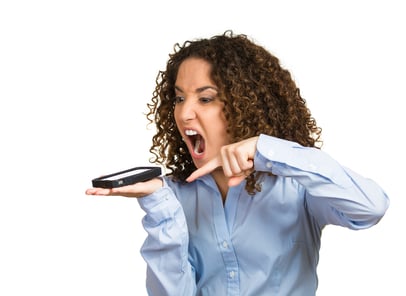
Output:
[174, 85, 218, 93]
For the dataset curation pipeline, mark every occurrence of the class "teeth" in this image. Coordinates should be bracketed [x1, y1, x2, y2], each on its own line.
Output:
[185, 129, 198, 136]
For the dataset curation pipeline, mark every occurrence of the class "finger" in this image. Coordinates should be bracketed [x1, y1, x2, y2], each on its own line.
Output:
[186, 156, 221, 182]
[110, 183, 140, 193]
[234, 141, 255, 170]
[237, 158, 254, 172]
[220, 146, 235, 177]
[85, 178, 162, 198]
[109, 183, 144, 197]
[227, 152, 253, 176]
[221, 141, 255, 177]
[228, 175, 247, 187]
[109, 178, 163, 197]
[85, 188, 113, 196]
[227, 167, 254, 187]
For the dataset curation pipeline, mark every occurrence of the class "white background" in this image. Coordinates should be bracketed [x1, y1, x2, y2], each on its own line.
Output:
[1, 1, 404, 295]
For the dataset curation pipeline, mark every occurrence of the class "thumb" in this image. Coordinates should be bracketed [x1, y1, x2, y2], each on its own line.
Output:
[227, 175, 247, 187]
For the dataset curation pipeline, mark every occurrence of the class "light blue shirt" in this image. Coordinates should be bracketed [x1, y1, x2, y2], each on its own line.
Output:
[138, 134, 389, 296]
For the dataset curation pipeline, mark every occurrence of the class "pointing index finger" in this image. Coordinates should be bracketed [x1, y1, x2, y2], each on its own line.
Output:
[186, 157, 221, 183]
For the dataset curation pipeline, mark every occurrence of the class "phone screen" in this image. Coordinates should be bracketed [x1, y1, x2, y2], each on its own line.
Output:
[102, 168, 150, 181]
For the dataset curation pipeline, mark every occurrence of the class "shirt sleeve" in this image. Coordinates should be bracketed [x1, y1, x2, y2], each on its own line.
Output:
[137, 179, 196, 296]
[254, 134, 389, 229]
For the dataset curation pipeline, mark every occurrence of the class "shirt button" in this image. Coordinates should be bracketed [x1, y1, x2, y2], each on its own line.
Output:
[222, 241, 228, 248]
[229, 271, 235, 279]
[266, 162, 273, 168]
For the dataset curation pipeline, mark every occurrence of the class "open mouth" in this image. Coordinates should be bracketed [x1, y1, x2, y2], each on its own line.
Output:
[185, 129, 205, 155]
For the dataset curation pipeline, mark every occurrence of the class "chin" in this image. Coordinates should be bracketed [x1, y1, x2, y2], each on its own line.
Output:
[192, 158, 204, 169]
[191, 154, 207, 169]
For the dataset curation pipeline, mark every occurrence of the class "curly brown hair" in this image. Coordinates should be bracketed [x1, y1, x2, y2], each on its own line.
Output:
[146, 30, 322, 194]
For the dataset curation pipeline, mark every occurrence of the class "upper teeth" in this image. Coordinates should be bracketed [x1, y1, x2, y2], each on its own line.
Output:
[185, 129, 198, 136]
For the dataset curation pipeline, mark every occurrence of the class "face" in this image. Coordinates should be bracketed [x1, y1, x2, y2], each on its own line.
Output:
[174, 57, 230, 168]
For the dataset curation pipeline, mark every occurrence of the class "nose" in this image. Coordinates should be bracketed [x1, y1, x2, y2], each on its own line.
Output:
[176, 98, 197, 123]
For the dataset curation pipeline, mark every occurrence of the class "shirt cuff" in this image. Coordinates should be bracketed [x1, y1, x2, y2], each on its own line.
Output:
[137, 181, 180, 226]
[254, 134, 303, 172]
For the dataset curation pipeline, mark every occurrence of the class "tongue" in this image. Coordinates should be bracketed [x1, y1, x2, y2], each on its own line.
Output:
[193, 135, 205, 154]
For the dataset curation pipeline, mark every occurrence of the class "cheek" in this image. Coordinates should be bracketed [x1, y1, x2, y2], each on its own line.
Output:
[219, 112, 229, 134]
[214, 113, 229, 143]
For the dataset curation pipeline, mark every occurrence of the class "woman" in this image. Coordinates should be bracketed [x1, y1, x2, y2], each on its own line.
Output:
[86, 31, 389, 295]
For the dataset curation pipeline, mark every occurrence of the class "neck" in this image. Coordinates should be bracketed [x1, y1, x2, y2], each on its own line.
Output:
[211, 169, 229, 203]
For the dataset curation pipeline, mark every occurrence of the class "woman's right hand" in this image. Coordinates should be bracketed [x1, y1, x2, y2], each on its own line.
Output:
[85, 177, 163, 198]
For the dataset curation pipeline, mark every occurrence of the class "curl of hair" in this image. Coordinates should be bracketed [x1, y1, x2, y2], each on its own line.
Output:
[146, 30, 322, 195]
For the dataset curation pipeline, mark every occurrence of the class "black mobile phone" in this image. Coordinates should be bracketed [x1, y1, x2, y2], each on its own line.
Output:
[92, 166, 162, 189]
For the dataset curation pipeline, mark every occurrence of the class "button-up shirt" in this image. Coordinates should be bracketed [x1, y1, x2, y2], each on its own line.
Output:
[138, 134, 389, 295]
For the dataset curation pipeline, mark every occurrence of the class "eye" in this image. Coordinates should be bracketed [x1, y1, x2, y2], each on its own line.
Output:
[174, 96, 184, 104]
[199, 97, 213, 104]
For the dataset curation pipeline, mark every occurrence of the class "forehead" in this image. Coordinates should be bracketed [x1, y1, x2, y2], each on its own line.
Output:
[175, 58, 215, 91]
